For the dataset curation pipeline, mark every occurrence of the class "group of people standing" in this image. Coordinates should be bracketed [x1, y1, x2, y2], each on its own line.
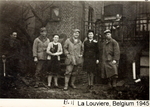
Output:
[33, 27, 120, 91]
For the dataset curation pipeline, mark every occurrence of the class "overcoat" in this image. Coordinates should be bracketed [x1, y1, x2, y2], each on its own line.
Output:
[63, 37, 83, 65]
[101, 38, 120, 78]
[83, 39, 99, 74]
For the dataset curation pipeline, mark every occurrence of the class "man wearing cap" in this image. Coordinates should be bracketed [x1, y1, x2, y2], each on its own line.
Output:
[2, 32, 23, 77]
[101, 29, 120, 89]
[33, 27, 50, 88]
[63, 29, 83, 90]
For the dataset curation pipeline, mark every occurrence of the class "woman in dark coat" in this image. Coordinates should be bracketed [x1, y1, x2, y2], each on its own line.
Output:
[83, 30, 99, 89]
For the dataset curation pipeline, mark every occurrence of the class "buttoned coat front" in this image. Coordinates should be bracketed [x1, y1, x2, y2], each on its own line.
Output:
[64, 37, 83, 65]
[101, 38, 120, 78]
[83, 40, 99, 74]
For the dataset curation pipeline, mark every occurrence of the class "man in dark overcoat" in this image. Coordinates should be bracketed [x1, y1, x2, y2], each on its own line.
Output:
[2, 32, 22, 77]
[101, 29, 120, 89]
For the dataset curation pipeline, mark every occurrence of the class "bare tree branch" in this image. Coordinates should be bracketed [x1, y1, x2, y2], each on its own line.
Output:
[24, 16, 35, 21]
[28, 3, 43, 25]
[42, 1, 54, 11]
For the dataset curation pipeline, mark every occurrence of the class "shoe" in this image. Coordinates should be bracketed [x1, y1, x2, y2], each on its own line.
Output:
[87, 85, 90, 89]
[63, 88, 68, 91]
[54, 86, 61, 89]
[90, 85, 93, 89]
[84, 89, 90, 93]
[48, 86, 52, 89]
[70, 84, 77, 89]
[63, 86, 68, 91]
[87, 85, 93, 89]
[34, 84, 38, 88]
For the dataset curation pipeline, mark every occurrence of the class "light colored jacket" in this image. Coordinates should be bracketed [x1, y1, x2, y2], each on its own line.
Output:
[46, 42, 63, 60]
[33, 37, 50, 60]
[64, 37, 83, 65]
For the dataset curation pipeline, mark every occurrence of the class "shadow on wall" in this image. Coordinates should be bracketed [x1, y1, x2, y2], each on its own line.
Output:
[59, 33, 67, 46]
[121, 43, 145, 80]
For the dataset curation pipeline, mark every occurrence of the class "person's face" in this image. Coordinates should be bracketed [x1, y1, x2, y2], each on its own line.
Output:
[73, 31, 80, 39]
[53, 35, 59, 42]
[105, 33, 112, 39]
[88, 32, 94, 39]
[11, 32, 17, 38]
[40, 31, 47, 36]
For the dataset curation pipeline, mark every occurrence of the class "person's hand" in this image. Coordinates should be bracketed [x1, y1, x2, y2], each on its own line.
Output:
[2, 55, 6, 62]
[47, 56, 51, 60]
[51, 53, 56, 56]
[96, 60, 99, 64]
[52, 53, 58, 56]
[113, 26, 116, 29]
[116, 25, 120, 28]
[43, 48, 46, 51]
[34, 57, 38, 62]
[79, 55, 83, 58]
[2, 55, 6, 59]
[112, 60, 116, 64]
[67, 54, 70, 58]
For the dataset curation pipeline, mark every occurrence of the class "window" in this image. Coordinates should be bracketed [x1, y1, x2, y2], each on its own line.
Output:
[50, 6, 60, 21]
[88, 6, 94, 29]
[136, 14, 150, 32]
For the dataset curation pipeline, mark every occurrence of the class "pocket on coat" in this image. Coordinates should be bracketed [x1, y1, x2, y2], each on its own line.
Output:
[76, 57, 83, 65]
[65, 57, 71, 65]
[37, 52, 44, 59]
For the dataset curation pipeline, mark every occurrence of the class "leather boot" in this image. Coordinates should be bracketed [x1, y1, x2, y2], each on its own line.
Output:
[112, 78, 117, 88]
[70, 76, 77, 89]
[63, 75, 70, 90]
[108, 78, 113, 89]
[34, 81, 39, 88]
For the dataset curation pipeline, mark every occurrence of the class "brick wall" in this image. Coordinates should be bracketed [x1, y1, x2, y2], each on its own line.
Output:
[44, 1, 83, 40]
[34, 1, 104, 41]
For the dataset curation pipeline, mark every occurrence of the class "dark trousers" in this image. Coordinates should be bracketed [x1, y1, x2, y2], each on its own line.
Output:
[6, 58, 24, 76]
[35, 60, 47, 83]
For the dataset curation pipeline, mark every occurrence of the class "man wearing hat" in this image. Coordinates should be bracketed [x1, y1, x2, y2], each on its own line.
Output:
[101, 29, 120, 89]
[63, 29, 83, 90]
[2, 32, 24, 77]
[33, 27, 50, 88]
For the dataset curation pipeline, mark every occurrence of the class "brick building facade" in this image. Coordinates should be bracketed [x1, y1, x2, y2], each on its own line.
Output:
[0, 1, 149, 82]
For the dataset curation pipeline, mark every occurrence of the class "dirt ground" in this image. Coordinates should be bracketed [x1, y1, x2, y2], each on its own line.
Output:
[0, 74, 149, 100]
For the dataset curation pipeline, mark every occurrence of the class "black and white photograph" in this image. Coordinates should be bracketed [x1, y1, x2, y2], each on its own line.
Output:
[0, 0, 149, 101]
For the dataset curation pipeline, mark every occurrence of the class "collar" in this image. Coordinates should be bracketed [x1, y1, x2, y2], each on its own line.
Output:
[38, 35, 47, 42]
[70, 37, 80, 44]
[89, 39, 93, 42]
[52, 41, 59, 45]
[106, 38, 113, 44]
